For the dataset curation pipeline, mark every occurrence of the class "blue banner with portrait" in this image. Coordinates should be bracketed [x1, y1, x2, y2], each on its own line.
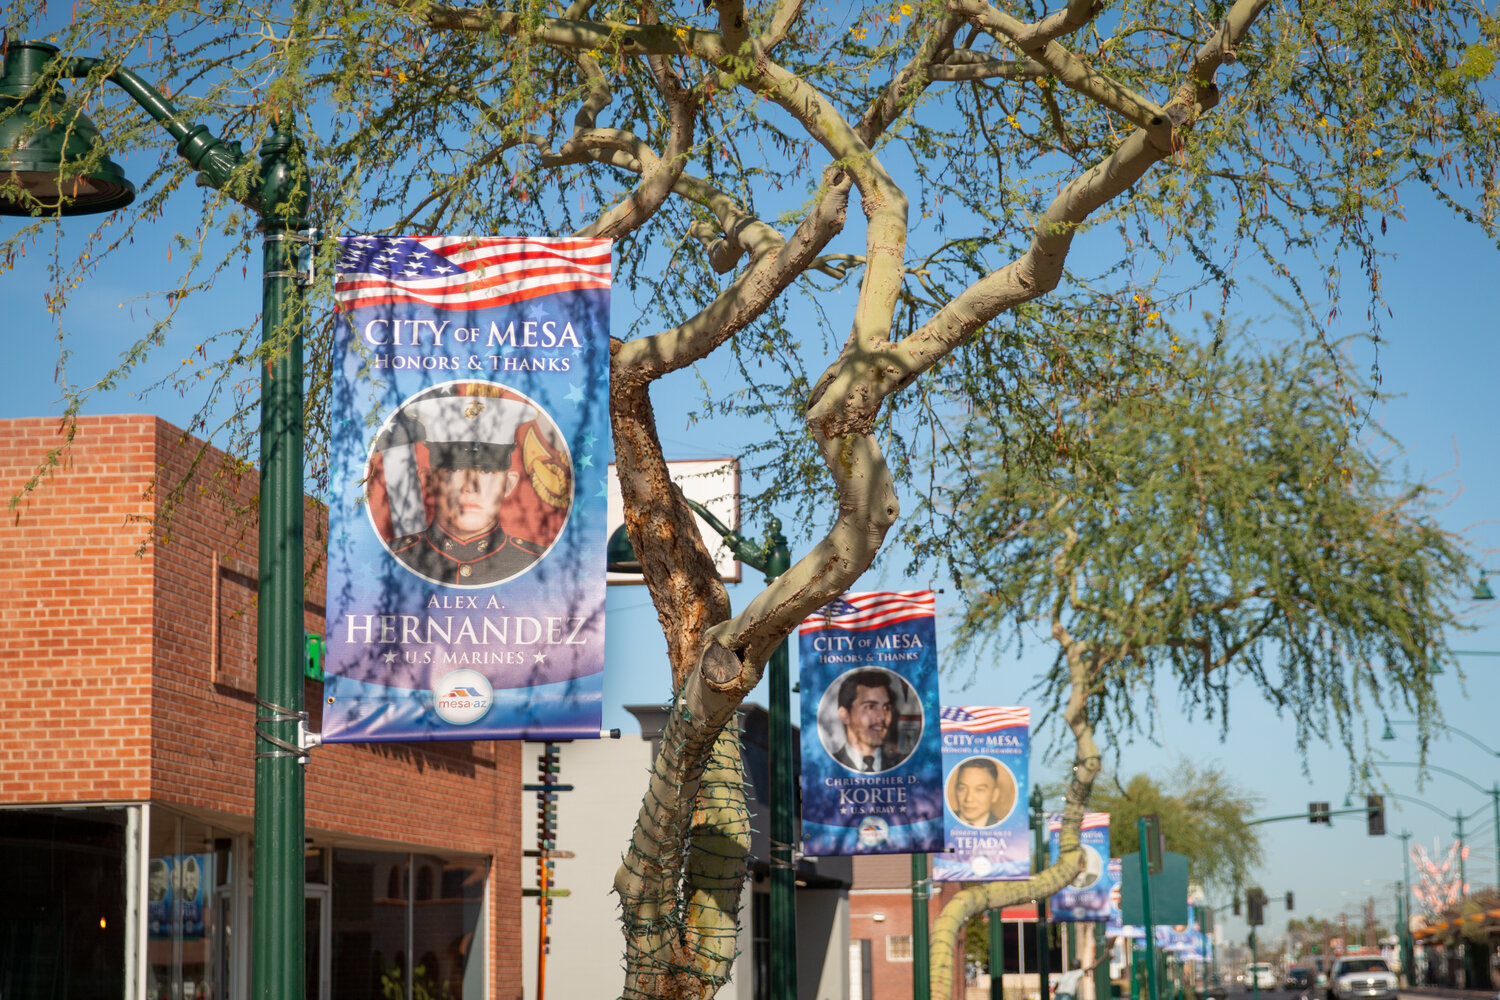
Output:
[1105, 857, 1125, 934]
[933, 707, 1031, 881]
[798, 591, 943, 856]
[322, 236, 611, 742]
[1049, 812, 1112, 921]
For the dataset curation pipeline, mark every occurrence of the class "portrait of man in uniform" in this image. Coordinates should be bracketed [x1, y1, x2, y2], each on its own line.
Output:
[945, 756, 1018, 828]
[367, 382, 572, 586]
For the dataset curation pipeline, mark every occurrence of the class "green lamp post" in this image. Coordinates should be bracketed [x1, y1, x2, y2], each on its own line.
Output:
[1, 40, 310, 1000]
[1397, 831, 1413, 986]
[1031, 787, 1052, 1000]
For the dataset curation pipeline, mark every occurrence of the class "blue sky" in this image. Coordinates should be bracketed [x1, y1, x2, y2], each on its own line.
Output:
[4, 69, 1500, 957]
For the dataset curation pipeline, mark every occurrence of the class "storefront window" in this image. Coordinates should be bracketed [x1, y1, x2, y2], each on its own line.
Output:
[332, 849, 410, 1000]
[0, 806, 130, 1000]
[331, 850, 486, 1000]
[412, 854, 485, 1000]
[148, 811, 223, 1000]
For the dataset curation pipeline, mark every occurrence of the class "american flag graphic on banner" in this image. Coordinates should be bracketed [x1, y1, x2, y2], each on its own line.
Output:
[940, 706, 1029, 733]
[1048, 811, 1110, 832]
[334, 236, 611, 311]
[799, 589, 936, 633]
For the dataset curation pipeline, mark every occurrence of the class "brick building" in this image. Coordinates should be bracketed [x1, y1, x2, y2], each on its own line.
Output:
[0, 415, 523, 1000]
[849, 854, 1058, 1000]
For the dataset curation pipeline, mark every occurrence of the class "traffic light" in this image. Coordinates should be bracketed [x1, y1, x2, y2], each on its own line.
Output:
[1247, 888, 1266, 926]
[1286, 890, 1294, 911]
[1232, 895, 1241, 917]
[1309, 801, 1331, 824]
[1367, 795, 1385, 836]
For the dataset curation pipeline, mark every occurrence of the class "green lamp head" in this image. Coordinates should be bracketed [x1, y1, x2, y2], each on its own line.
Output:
[606, 524, 642, 574]
[0, 41, 135, 216]
[1474, 572, 1495, 602]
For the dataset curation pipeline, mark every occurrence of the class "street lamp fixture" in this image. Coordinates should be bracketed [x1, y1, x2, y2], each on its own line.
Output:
[1, 39, 311, 1000]
[0, 44, 135, 214]
[605, 525, 643, 574]
[1473, 570, 1498, 601]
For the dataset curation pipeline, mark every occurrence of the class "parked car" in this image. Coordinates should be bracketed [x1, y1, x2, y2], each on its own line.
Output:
[1248, 963, 1278, 991]
[1284, 968, 1313, 991]
[1327, 956, 1397, 1000]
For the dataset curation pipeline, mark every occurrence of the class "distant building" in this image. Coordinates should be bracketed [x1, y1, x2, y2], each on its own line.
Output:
[848, 854, 1063, 1000]
[0, 415, 524, 1000]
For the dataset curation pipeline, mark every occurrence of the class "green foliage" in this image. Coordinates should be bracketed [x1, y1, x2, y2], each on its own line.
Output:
[4, 3, 1498, 997]
[923, 329, 1470, 763]
[1094, 762, 1265, 893]
[3, 0, 1498, 522]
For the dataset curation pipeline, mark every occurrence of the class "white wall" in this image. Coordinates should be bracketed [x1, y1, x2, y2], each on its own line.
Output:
[520, 736, 655, 1000]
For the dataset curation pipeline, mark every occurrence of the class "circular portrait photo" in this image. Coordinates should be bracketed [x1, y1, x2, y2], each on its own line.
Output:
[815, 666, 924, 774]
[148, 858, 171, 903]
[364, 380, 573, 587]
[945, 755, 1019, 829]
[1069, 843, 1105, 889]
[176, 855, 202, 902]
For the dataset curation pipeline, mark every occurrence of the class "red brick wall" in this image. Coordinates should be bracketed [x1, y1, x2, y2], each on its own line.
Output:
[850, 855, 963, 1000]
[0, 416, 157, 801]
[0, 415, 522, 999]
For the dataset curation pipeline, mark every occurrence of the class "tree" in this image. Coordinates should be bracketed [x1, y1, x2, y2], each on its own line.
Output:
[1090, 762, 1265, 895]
[924, 332, 1471, 996]
[4, 2, 1498, 999]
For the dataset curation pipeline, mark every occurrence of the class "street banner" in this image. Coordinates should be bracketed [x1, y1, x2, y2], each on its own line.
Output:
[798, 591, 943, 855]
[1105, 858, 1125, 935]
[933, 706, 1031, 881]
[1049, 812, 1112, 920]
[1157, 906, 1205, 957]
[322, 236, 611, 742]
[1119, 905, 1204, 955]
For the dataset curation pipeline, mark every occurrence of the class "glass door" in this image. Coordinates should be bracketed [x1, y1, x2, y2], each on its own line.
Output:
[306, 886, 331, 1000]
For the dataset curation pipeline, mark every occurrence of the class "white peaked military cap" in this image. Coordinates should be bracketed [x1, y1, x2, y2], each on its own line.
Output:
[403, 392, 539, 471]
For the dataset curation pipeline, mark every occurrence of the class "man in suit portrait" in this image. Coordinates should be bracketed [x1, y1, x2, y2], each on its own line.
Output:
[948, 757, 1015, 828]
[830, 669, 912, 773]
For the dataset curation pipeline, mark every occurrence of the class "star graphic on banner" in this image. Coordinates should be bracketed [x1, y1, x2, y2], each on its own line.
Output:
[533, 651, 548, 664]
[383, 650, 398, 664]
[595, 480, 609, 499]
[582, 432, 597, 449]
[565, 383, 585, 404]
[578, 454, 594, 470]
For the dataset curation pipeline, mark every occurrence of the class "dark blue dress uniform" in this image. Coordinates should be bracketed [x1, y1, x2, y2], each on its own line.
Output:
[390, 520, 544, 585]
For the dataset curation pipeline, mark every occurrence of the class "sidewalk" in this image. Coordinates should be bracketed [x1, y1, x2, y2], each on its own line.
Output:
[1402, 986, 1499, 1000]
